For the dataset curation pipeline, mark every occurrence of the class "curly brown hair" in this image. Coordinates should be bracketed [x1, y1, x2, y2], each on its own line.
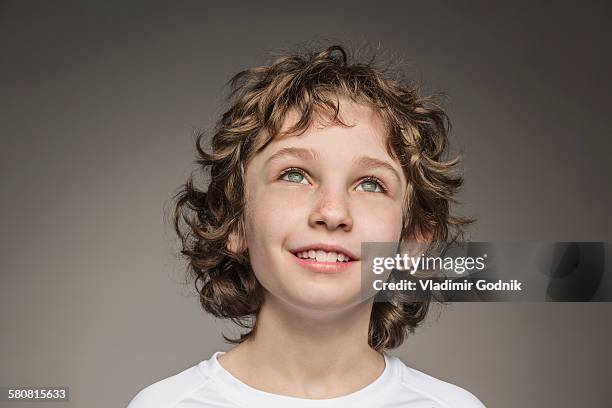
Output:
[173, 43, 473, 352]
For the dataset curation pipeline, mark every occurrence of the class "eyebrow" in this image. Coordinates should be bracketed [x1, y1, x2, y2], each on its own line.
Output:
[264, 147, 401, 183]
[265, 147, 319, 166]
[353, 155, 402, 183]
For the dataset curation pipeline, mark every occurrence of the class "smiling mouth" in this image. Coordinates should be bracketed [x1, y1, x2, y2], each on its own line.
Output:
[290, 251, 357, 273]
[294, 250, 352, 263]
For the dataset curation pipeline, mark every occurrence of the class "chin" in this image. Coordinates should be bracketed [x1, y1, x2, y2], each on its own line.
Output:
[283, 283, 363, 312]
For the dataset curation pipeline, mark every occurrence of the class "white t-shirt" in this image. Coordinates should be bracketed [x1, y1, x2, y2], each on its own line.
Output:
[127, 351, 486, 408]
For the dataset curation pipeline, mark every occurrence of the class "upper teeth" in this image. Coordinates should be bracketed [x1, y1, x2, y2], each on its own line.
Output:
[296, 250, 350, 262]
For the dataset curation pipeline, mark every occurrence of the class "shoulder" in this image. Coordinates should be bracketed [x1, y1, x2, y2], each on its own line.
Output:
[126, 361, 211, 408]
[388, 355, 486, 408]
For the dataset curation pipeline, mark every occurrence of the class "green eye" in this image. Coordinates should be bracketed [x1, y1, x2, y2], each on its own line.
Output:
[356, 179, 383, 193]
[281, 169, 308, 184]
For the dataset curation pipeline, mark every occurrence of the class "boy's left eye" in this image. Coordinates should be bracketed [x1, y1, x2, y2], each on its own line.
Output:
[356, 179, 383, 193]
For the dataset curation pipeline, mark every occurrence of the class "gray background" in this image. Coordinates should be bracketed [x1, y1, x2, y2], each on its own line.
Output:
[1, 1, 611, 407]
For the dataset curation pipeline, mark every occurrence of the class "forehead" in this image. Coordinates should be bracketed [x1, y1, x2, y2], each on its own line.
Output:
[273, 98, 391, 152]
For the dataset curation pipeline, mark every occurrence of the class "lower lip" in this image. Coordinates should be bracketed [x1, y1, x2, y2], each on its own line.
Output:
[292, 253, 357, 273]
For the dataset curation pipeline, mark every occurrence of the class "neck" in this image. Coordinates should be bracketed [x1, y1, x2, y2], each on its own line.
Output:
[218, 294, 386, 398]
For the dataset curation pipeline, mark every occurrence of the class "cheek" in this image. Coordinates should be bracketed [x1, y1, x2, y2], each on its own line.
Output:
[251, 187, 308, 222]
[354, 201, 404, 241]
[244, 188, 307, 248]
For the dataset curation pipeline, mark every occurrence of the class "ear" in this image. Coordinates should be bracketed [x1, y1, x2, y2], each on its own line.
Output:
[226, 227, 246, 254]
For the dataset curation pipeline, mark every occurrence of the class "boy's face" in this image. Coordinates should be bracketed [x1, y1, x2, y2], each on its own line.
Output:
[241, 99, 408, 313]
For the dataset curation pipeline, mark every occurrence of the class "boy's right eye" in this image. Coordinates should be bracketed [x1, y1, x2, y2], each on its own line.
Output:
[280, 168, 309, 185]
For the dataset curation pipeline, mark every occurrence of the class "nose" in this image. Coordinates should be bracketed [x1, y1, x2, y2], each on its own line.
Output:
[308, 187, 353, 231]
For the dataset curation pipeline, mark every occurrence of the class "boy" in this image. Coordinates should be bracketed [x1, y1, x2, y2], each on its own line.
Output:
[128, 44, 485, 407]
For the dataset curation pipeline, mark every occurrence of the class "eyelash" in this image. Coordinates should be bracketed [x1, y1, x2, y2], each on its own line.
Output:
[278, 167, 388, 193]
